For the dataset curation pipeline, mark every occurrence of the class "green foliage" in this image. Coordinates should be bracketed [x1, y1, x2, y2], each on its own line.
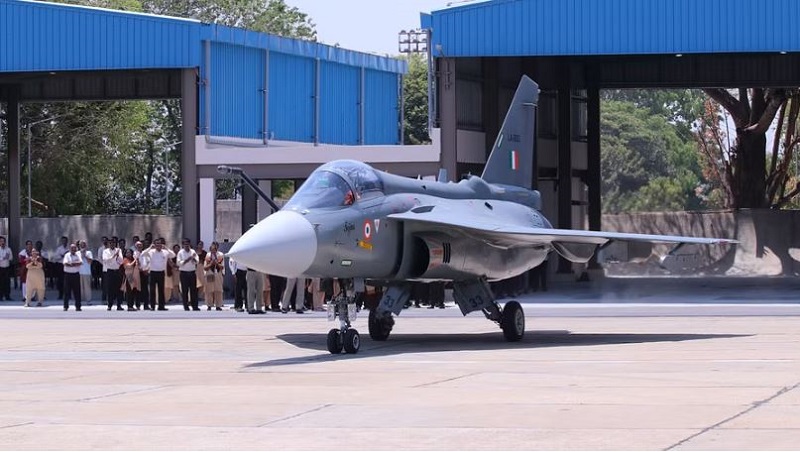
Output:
[141, 0, 316, 39]
[601, 89, 705, 141]
[402, 53, 431, 145]
[601, 99, 706, 214]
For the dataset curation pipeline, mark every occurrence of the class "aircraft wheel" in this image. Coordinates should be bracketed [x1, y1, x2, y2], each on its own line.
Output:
[326, 328, 343, 354]
[368, 310, 394, 341]
[343, 329, 361, 354]
[500, 301, 525, 342]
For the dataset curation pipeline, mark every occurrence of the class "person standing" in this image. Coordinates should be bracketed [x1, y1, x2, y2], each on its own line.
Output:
[78, 241, 93, 305]
[0, 236, 13, 301]
[142, 239, 175, 311]
[228, 257, 248, 312]
[194, 241, 207, 304]
[25, 249, 45, 307]
[134, 241, 150, 310]
[281, 277, 305, 314]
[54, 236, 69, 299]
[96, 237, 108, 298]
[121, 249, 140, 311]
[102, 238, 124, 311]
[203, 242, 225, 311]
[245, 267, 265, 314]
[177, 239, 200, 311]
[18, 240, 33, 304]
[62, 243, 82, 311]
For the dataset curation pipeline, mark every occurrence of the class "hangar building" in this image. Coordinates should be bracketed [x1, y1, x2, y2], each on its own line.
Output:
[0, 0, 431, 249]
[422, 0, 800, 271]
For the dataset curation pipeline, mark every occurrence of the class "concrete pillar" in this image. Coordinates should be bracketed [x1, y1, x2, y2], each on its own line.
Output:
[438, 58, 458, 181]
[7, 90, 21, 252]
[199, 178, 215, 246]
[557, 80, 573, 273]
[256, 180, 273, 220]
[241, 183, 258, 235]
[181, 69, 199, 243]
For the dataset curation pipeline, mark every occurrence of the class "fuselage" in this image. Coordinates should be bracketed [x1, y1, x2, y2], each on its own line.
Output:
[228, 160, 553, 282]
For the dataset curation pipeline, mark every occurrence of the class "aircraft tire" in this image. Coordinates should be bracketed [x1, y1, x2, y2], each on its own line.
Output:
[327, 329, 343, 354]
[368, 310, 393, 341]
[500, 301, 525, 342]
[343, 329, 361, 354]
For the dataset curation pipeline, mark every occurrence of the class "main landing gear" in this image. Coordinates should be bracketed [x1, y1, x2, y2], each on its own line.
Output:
[452, 278, 525, 342]
[326, 293, 361, 354]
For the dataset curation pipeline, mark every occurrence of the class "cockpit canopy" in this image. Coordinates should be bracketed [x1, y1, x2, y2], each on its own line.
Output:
[284, 160, 384, 210]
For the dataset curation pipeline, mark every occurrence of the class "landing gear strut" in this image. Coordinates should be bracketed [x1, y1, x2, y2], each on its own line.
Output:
[327, 293, 360, 354]
[453, 278, 526, 342]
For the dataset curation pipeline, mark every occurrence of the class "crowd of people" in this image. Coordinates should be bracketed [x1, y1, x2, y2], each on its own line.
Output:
[0, 233, 550, 313]
[0, 233, 352, 314]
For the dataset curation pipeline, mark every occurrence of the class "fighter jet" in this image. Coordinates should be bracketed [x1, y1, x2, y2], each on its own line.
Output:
[226, 75, 735, 355]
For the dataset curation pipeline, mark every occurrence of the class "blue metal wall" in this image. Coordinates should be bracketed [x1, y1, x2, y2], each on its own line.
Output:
[0, 0, 199, 72]
[1, 0, 407, 146]
[320, 62, 359, 145]
[426, 0, 800, 57]
[267, 52, 315, 142]
[364, 70, 400, 145]
[208, 42, 265, 140]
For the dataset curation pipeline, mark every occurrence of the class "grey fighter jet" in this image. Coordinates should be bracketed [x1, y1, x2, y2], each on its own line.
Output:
[226, 75, 735, 355]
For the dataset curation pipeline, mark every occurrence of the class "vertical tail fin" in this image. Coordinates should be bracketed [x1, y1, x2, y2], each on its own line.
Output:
[481, 75, 539, 189]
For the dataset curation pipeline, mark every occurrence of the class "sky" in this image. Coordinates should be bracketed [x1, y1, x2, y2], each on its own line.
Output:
[282, 0, 470, 56]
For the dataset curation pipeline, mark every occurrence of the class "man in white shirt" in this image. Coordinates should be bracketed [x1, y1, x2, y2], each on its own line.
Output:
[142, 238, 175, 311]
[177, 238, 200, 311]
[78, 241, 93, 305]
[97, 237, 108, 304]
[102, 238, 124, 311]
[62, 243, 82, 311]
[54, 236, 69, 299]
[228, 258, 248, 312]
[0, 236, 13, 301]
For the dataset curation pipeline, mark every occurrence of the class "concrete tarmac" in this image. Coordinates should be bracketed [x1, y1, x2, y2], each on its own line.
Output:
[0, 280, 799, 450]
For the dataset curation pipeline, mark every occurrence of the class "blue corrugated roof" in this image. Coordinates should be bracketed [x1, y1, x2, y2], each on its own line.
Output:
[0, 0, 407, 74]
[425, 0, 800, 57]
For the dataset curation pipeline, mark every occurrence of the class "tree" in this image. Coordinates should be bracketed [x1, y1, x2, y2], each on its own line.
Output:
[402, 53, 431, 145]
[698, 88, 800, 208]
[141, 0, 316, 39]
[601, 100, 706, 213]
[20, 0, 318, 215]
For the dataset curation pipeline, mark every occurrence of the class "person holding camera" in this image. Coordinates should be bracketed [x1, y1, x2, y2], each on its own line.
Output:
[25, 249, 45, 307]
[203, 241, 225, 311]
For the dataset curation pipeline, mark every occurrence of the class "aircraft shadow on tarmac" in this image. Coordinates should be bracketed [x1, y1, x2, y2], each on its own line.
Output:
[245, 331, 750, 367]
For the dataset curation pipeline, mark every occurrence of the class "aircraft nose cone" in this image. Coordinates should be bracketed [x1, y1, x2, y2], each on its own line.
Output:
[228, 211, 317, 278]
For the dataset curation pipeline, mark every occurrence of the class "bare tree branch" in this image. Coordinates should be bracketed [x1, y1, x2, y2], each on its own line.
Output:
[703, 88, 748, 127]
[744, 89, 788, 134]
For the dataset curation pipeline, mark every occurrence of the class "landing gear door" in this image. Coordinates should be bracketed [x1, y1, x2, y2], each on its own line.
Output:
[452, 279, 495, 316]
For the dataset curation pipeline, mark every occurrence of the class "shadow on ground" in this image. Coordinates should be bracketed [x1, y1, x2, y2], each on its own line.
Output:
[244, 331, 750, 368]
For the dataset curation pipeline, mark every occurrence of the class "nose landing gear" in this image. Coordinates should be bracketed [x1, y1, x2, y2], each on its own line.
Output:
[326, 294, 360, 354]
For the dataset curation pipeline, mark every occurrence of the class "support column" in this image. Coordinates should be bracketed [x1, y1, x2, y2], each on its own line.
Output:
[181, 69, 199, 243]
[587, 86, 601, 231]
[482, 58, 499, 162]
[438, 58, 458, 181]
[587, 85, 602, 269]
[256, 180, 273, 220]
[557, 79, 573, 273]
[241, 182, 258, 234]
[7, 90, 21, 252]
[199, 178, 215, 246]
